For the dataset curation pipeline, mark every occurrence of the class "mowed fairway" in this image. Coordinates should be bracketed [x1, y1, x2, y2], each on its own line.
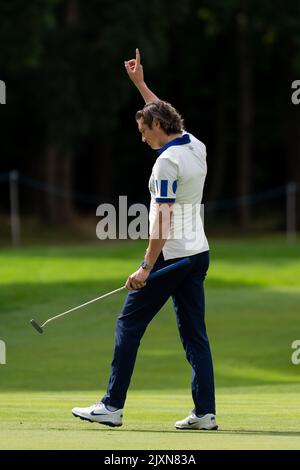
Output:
[0, 239, 300, 449]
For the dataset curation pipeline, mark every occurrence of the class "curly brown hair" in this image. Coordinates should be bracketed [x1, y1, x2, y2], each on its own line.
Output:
[135, 100, 184, 135]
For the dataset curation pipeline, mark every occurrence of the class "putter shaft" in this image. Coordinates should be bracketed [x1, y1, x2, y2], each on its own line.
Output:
[31, 286, 126, 333]
[30, 258, 191, 334]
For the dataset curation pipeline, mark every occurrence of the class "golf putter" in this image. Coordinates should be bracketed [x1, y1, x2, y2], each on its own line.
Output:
[30, 258, 191, 334]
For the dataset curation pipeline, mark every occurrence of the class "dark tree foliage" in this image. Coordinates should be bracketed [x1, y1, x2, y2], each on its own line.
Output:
[0, 0, 299, 229]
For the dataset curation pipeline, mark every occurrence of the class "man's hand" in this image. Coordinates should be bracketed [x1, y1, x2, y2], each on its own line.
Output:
[124, 48, 144, 87]
[125, 266, 150, 291]
[124, 48, 159, 103]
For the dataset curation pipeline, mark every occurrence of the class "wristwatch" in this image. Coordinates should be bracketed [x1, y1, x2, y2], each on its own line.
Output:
[140, 260, 153, 271]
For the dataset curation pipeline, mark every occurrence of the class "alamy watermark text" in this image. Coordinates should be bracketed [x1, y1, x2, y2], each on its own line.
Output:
[0, 80, 6, 104]
[291, 340, 300, 365]
[0, 340, 6, 365]
[291, 80, 300, 105]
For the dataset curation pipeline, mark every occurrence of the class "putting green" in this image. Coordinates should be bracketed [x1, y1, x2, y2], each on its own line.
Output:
[0, 386, 300, 450]
[0, 239, 300, 449]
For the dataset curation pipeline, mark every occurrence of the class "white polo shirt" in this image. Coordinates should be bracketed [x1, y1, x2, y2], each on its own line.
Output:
[148, 132, 209, 260]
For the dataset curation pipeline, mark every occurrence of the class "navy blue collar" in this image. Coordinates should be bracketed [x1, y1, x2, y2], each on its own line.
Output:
[157, 133, 191, 156]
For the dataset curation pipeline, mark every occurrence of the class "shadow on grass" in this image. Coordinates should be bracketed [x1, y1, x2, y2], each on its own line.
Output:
[1, 279, 299, 391]
[2, 272, 300, 313]
[47, 427, 300, 437]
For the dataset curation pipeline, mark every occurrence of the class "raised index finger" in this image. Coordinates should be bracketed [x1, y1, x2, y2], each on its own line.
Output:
[136, 48, 141, 65]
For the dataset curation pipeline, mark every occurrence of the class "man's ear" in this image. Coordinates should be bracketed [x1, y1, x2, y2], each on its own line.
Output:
[152, 118, 161, 129]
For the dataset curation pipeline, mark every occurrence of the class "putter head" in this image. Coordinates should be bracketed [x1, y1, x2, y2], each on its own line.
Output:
[30, 319, 44, 334]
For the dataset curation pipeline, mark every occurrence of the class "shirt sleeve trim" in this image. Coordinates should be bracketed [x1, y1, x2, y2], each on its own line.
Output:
[155, 198, 176, 203]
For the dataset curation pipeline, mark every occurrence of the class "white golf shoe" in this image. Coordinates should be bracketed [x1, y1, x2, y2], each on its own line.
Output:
[72, 401, 123, 427]
[175, 412, 218, 430]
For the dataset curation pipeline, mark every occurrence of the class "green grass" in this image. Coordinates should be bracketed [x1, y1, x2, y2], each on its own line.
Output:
[0, 239, 300, 449]
[1, 386, 300, 450]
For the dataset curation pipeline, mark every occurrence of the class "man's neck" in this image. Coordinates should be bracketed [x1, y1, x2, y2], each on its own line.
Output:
[160, 132, 183, 147]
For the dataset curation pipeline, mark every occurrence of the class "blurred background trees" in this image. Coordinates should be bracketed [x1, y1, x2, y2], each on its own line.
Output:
[0, 0, 299, 236]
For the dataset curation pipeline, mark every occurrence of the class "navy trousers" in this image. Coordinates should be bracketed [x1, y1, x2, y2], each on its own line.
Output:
[101, 251, 215, 416]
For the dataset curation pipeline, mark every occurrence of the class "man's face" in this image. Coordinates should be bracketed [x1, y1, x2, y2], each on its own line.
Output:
[137, 118, 162, 150]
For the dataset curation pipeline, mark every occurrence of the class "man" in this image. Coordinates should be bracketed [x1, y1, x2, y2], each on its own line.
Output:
[72, 49, 217, 431]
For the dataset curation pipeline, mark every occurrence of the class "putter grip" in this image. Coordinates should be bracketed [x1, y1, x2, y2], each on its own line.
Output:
[148, 258, 191, 281]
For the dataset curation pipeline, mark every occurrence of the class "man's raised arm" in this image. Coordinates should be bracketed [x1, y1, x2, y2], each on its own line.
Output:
[124, 48, 159, 104]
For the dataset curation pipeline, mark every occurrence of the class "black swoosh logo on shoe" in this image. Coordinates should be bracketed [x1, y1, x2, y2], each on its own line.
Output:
[90, 411, 108, 416]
